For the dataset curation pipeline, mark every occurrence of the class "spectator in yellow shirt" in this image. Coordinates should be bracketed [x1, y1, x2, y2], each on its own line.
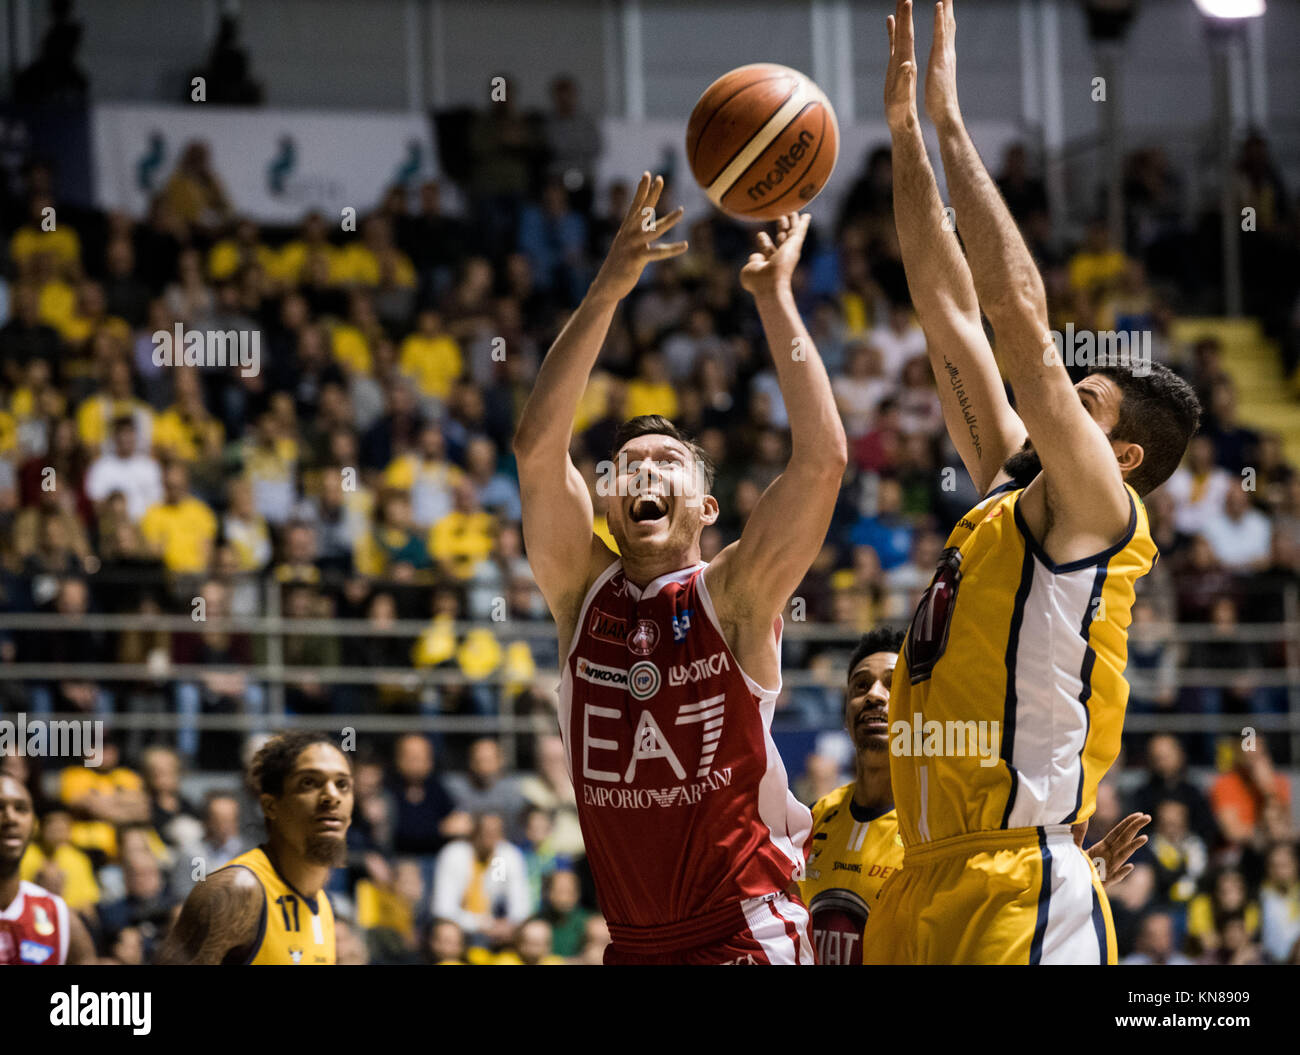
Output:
[271, 211, 346, 286]
[382, 423, 464, 529]
[207, 218, 277, 281]
[76, 357, 153, 453]
[47, 279, 131, 348]
[9, 193, 81, 274]
[399, 309, 463, 400]
[140, 461, 218, 573]
[337, 215, 417, 288]
[1067, 218, 1130, 303]
[160, 141, 232, 236]
[20, 805, 101, 911]
[429, 480, 496, 581]
[59, 739, 150, 864]
[625, 349, 678, 419]
[151, 367, 225, 466]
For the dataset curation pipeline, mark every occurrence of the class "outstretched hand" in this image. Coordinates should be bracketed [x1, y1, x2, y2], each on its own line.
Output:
[884, 1, 920, 132]
[1081, 811, 1151, 889]
[593, 172, 687, 301]
[740, 212, 811, 299]
[925, 0, 961, 128]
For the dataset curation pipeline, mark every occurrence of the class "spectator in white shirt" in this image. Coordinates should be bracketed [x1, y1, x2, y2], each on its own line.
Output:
[431, 812, 531, 949]
[832, 341, 891, 440]
[1200, 487, 1273, 572]
[84, 417, 163, 522]
[1163, 434, 1234, 537]
[866, 300, 927, 381]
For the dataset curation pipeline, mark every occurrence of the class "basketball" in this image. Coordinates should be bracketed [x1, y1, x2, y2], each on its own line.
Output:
[686, 63, 839, 223]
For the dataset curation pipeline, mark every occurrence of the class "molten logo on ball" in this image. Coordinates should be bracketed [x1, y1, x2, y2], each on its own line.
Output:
[746, 129, 815, 202]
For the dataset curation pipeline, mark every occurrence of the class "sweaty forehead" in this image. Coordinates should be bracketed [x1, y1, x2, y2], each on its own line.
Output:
[290, 745, 350, 778]
[850, 651, 898, 683]
[1077, 374, 1121, 402]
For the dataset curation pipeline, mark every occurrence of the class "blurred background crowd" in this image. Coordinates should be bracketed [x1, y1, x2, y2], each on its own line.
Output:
[0, 1, 1298, 966]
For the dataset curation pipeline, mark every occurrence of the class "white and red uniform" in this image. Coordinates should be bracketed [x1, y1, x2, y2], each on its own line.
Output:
[558, 560, 814, 964]
[0, 880, 71, 965]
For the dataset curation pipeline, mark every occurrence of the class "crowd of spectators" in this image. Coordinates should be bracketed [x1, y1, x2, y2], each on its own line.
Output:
[0, 69, 1297, 963]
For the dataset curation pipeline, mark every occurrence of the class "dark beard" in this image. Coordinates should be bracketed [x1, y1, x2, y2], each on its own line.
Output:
[304, 834, 346, 867]
[1000, 443, 1042, 490]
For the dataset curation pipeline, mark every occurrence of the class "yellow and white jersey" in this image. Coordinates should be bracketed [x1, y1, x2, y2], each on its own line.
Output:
[219, 847, 335, 965]
[798, 783, 904, 965]
[892, 482, 1155, 848]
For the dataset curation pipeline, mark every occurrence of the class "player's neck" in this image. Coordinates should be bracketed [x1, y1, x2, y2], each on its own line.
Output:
[853, 753, 893, 812]
[262, 837, 330, 898]
[620, 547, 701, 588]
[0, 869, 20, 911]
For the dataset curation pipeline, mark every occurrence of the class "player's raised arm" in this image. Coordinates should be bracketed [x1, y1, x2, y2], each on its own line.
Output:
[708, 212, 848, 626]
[155, 865, 264, 964]
[884, 1, 1025, 494]
[513, 173, 686, 629]
[925, 0, 1130, 547]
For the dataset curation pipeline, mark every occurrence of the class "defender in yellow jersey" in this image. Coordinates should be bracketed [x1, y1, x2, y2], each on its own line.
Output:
[801, 630, 906, 964]
[159, 733, 352, 964]
[867, 1, 1199, 963]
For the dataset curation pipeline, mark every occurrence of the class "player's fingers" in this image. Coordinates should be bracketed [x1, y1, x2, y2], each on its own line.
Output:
[649, 205, 685, 237]
[898, 0, 914, 57]
[1108, 863, 1134, 886]
[756, 231, 776, 254]
[648, 241, 688, 261]
[646, 174, 665, 212]
[628, 171, 651, 217]
[887, 14, 896, 55]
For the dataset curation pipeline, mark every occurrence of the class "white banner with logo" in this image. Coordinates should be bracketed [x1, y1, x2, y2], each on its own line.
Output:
[92, 104, 441, 223]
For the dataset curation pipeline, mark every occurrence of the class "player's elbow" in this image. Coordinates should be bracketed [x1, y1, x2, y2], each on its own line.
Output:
[983, 276, 1047, 333]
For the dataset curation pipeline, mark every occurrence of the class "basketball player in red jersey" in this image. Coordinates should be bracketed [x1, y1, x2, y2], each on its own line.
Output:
[0, 774, 96, 965]
[514, 174, 847, 964]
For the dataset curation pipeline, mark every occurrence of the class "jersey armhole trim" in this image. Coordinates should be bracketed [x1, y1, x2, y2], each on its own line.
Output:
[696, 564, 781, 702]
[1013, 490, 1137, 574]
[982, 479, 1020, 501]
[561, 557, 623, 670]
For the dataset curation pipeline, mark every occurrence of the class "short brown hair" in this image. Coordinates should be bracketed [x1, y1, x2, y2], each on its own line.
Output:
[610, 415, 715, 493]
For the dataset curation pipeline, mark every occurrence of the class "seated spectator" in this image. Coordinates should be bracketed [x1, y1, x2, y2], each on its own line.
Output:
[382, 423, 462, 530]
[431, 812, 531, 951]
[444, 739, 527, 838]
[493, 916, 565, 965]
[1120, 911, 1194, 965]
[1260, 842, 1300, 963]
[172, 791, 246, 899]
[76, 358, 152, 454]
[569, 914, 611, 965]
[1210, 741, 1292, 849]
[96, 846, 177, 958]
[1186, 868, 1259, 957]
[464, 436, 521, 523]
[1129, 734, 1218, 847]
[848, 477, 914, 572]
[58, 738, 149, 866]
[19, 805, 100, 912]
[140, 461, 218, 574]
[1199, 486, 1272, 572]
[423, 917, 468, 965]
[389, 734, 467, 859]
[399, 310, 463, 402]
[223, 478, 272, 573]
[1146, 798, 1208, 907]
[84, 416, 162, 522]
[428, 481, 496, 581]
[356, 490, 432, 577]
[541, 868, 590, 958]
[140, 746, 201, 849]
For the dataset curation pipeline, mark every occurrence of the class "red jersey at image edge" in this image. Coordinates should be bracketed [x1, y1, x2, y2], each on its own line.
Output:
[558, 561, 812, 933]
[0, 880, 71, 965]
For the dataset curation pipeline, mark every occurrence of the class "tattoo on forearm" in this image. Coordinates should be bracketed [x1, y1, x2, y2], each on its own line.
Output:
[943, 357, 982, 459]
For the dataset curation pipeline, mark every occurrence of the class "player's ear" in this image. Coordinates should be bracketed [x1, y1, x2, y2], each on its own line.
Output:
[698, 493, 719, 526]
[1113, 439, 1144, 479]
[260, 793, 277, 824]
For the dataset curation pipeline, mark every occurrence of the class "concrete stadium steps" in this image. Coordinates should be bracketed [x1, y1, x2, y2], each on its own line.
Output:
[1171, 317, 1300, 467]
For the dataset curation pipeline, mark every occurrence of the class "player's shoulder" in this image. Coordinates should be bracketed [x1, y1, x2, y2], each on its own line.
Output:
[17, 878, 64, 908]
[811, 782, 854, 823]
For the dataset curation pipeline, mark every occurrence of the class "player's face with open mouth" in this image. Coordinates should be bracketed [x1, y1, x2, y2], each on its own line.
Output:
[276, 744, 353, 865]
[845, 652, 896, 752]
[609, 435, 707, 554]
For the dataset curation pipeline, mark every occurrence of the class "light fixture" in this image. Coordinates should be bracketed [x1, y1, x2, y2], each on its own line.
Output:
[1192, 0, 1265, 19]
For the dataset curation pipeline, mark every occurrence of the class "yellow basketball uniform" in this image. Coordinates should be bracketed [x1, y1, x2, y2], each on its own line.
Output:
[798, 784, 904, 964]
[864, 483, 1153, 964]
[220, 847, 336, 965]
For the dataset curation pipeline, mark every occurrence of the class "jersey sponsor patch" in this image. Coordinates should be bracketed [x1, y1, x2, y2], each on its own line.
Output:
[589, 608, 629, 645]
[31, 904, 55, 937]
[628, 661, 661, 700]
[672, 609, 693, 643]
[576, 657, 628, 687]
[19, 939, 53, 964]
[668, 650, 731, 686]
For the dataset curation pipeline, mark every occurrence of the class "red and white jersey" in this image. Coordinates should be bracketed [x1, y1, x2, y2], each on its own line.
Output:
[558, 560, 811, 941]
[0, 880, 70, 965]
